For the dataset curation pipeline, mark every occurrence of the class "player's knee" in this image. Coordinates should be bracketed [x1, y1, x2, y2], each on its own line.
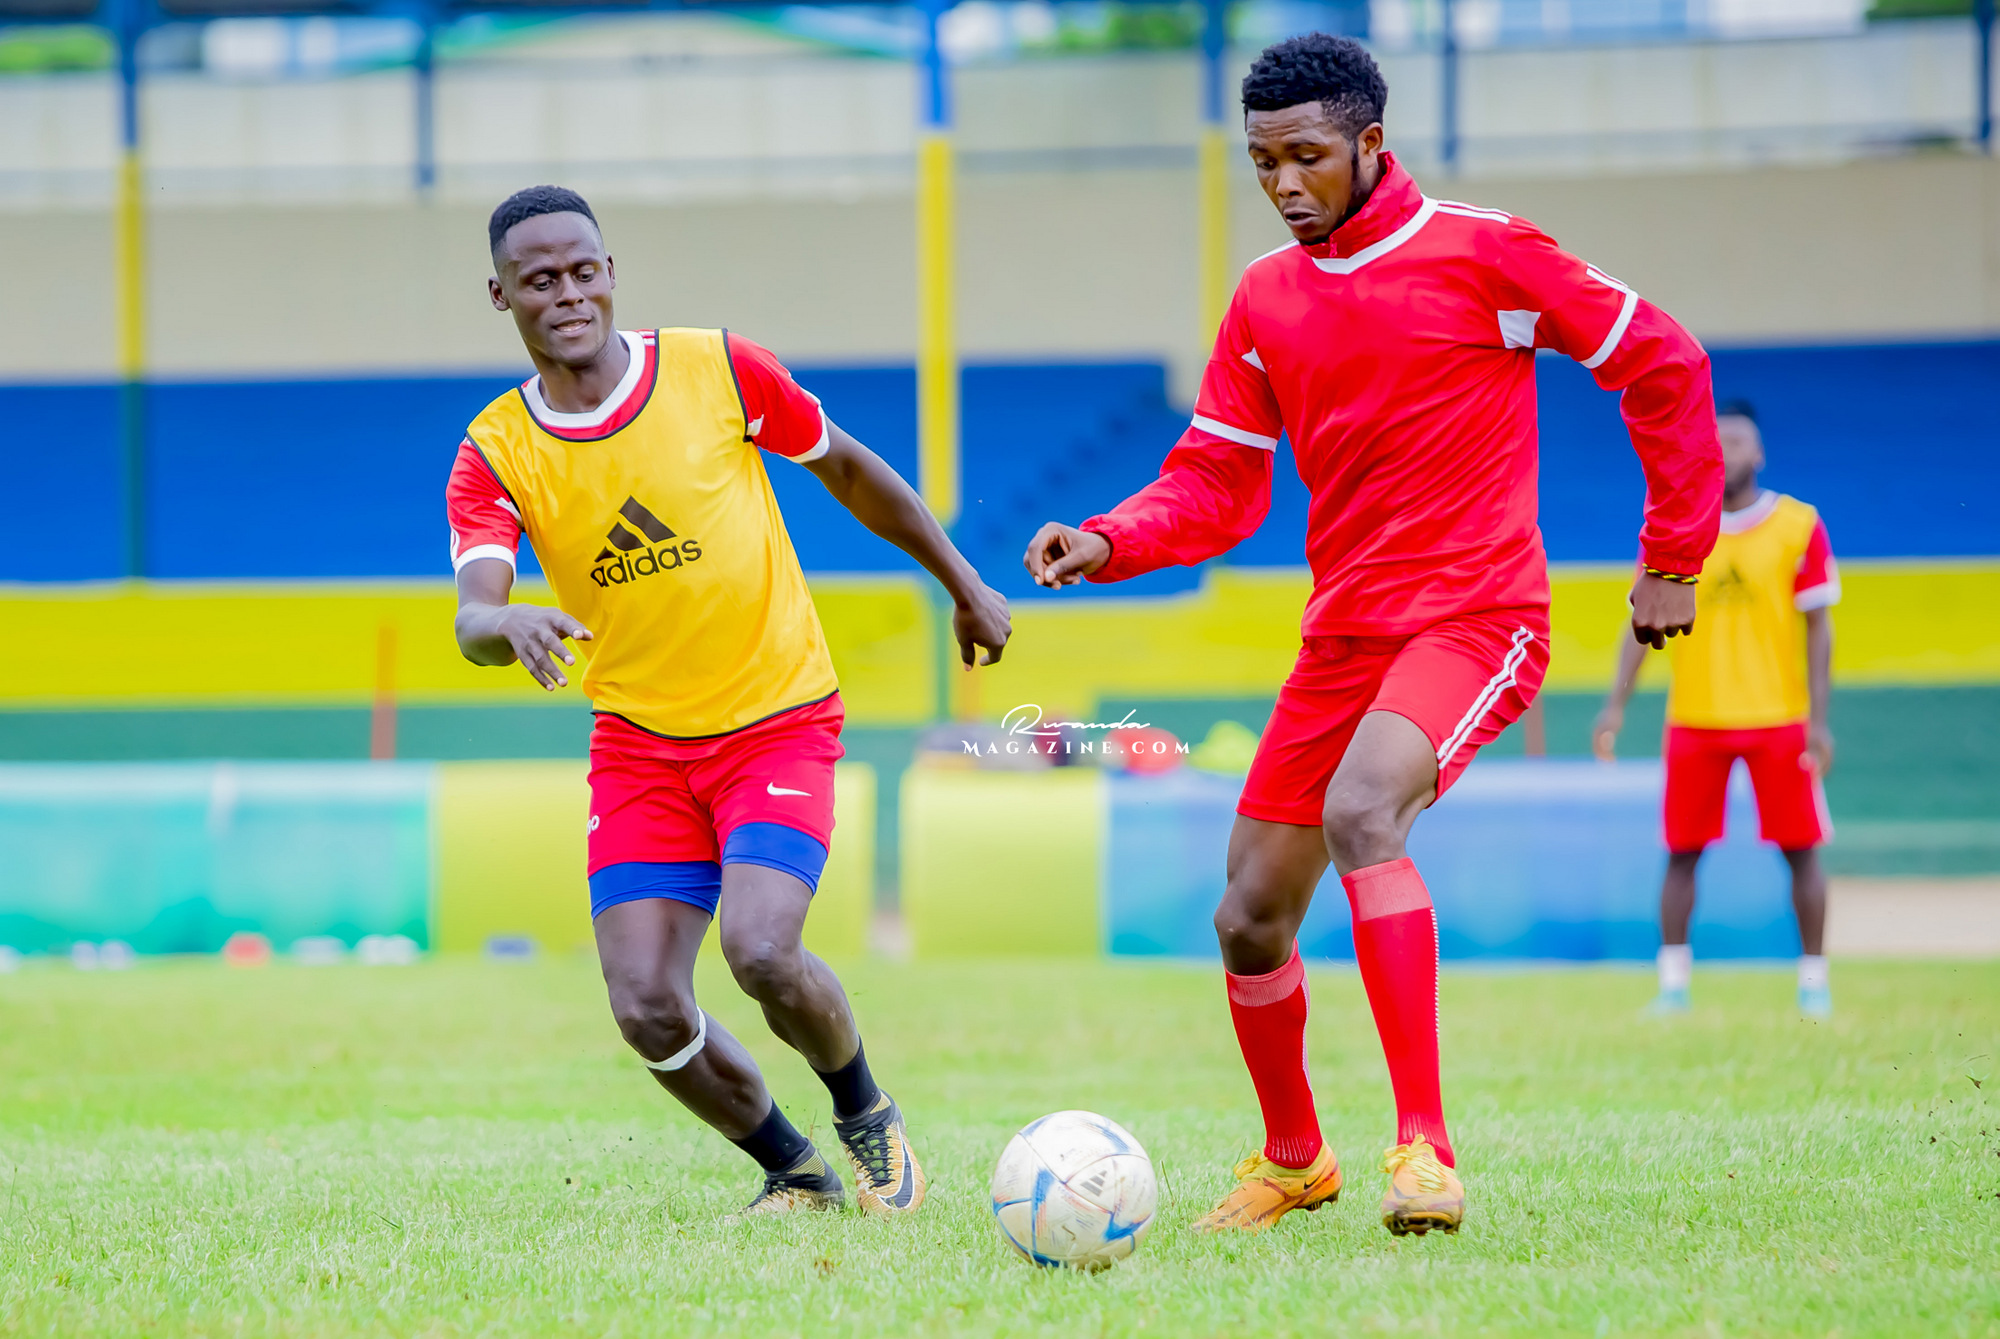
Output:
[609, 984, 700, 1059]
[1321, 787, 1406, 866]
[720, 930, 807, 1004]
[1213, 882, 1287, 960]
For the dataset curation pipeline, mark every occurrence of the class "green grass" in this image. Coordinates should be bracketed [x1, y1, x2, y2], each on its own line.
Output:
[2, 956, 1997, 1337]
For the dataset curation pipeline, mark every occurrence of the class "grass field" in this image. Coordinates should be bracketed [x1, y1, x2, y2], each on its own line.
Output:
[3, 955, 1997, 1338]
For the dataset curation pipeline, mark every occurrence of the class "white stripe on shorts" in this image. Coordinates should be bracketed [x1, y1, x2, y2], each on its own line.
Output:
[1436, 627, 1537, 768]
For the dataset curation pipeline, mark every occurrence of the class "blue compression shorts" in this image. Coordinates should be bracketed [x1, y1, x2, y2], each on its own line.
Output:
[588, 822, 830, 919]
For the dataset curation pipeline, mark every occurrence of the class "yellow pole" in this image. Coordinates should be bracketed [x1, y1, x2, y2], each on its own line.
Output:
[915, 129, 959, 529]
[115, 149, 145, 381]
[1197, 124, 1230, 347]
[115, 108, 149, 576]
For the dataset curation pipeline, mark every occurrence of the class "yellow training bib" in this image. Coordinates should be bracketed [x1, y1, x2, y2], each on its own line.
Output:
[1666, 492, 1826, 730]
[466, 328, 837, 738]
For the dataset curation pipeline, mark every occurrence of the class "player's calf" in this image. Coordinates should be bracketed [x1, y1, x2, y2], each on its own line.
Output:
[717, 862, 929, 1215]
[719, 931, 928, 1215]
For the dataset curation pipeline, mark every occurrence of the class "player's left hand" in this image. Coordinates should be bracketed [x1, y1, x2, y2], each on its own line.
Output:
[953, 582, 1012, 667]
[1629, 572, 1697, 649]
[1807, 723, 1835, 778]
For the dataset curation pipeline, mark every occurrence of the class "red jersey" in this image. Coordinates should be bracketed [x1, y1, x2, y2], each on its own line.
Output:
[1081, 152, 1722, 636]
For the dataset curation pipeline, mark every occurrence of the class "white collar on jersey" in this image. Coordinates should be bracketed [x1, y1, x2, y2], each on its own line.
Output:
[1305, 196, 1441, 276]
[521, 329, 645, 430]
[1717, 489, 1780, 534]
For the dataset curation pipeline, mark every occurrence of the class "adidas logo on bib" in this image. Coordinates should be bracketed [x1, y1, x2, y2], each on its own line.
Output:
[591, 497, 704, 587]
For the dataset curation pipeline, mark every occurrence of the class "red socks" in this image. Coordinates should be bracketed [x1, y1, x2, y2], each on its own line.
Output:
[1343, 857, 1455, 1167]
[1223, 859, 1454, 1171]
[1224, 944, 1323, 1169]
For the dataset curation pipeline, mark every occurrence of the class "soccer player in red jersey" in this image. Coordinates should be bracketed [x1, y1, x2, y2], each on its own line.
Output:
[1026, 36, 1723, 1235]
[449, 187, 1011, 1217]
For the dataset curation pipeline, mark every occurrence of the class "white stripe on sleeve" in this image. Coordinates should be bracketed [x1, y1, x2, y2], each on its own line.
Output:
[452, 543, 518, 573]
[1188, 414, 1279, 451]
[1581, 289, 1639, 370]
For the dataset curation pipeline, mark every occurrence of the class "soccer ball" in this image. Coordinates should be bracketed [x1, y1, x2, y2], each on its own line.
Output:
[989, 1110, 1157, 1271]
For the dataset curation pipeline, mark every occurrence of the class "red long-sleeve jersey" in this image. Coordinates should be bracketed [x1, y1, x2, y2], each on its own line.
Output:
[1082, 152, 1722, 636]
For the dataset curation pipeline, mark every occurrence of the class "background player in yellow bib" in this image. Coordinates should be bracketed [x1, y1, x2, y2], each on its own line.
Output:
[445, 186, 1012, 1217]
[1595, 400, 1839, 1017]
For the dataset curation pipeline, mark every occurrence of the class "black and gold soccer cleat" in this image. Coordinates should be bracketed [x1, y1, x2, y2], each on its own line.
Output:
[834, 1093, 927, 1215]
[738, 1150, 845, 1218]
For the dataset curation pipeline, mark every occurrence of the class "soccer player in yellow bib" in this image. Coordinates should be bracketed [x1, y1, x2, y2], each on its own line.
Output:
[1595, 400, 1839, 1018]
[446, 187, 1012, 1216]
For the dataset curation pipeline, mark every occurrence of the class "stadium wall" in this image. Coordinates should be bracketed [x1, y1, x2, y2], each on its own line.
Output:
[2, 24, 1984, 207]
[0, 759, 876, 960]
[1, 154, 1996, 394]
[2, 151, 1994, 905]
[0, 566, 1993, 719]
[1, 562, 1994, 880]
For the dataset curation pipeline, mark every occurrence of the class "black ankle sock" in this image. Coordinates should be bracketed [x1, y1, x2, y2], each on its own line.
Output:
[817, 1041, 882, 1122]
[730, 1104, 814, 1174]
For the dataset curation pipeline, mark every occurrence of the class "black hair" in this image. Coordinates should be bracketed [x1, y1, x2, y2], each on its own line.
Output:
[1715, 398, 1758, 424]
[488, 185, 599, 253]
[1240, 33, 1388, 139]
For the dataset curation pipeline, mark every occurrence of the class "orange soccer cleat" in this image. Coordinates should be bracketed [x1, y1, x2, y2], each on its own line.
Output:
[1379, 1137, 1465, 1236]
[1192, 1144, 1342, 1232]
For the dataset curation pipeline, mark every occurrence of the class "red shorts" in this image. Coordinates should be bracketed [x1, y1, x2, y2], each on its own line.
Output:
[587, 694, 844, 877]
[1663, 721, 1830, 853]
[1238, 608, 1549, 827]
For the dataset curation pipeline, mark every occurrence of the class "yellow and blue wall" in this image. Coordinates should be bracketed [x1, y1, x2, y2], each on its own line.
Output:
[2, 340, 1997, 955]
[0, 554, 1995, 958]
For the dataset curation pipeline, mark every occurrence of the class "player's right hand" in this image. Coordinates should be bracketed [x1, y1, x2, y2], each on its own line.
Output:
[1024, 523, 1111, 589]
[496, 605, 593, 691]
[1591, 703, 1623, 762]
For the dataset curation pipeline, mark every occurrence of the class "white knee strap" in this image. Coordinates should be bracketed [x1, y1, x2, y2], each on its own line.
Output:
[644, 1011, 708, 1072]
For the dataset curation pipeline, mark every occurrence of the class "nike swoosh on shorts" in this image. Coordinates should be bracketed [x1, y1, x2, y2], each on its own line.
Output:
[766, 783, 811, 797]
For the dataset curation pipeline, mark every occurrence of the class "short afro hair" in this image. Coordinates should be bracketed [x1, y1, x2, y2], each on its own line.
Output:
[488, 185, 599, 253]
[1240, 33, 1387, 139]
[1716, 398, 1758, 424]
